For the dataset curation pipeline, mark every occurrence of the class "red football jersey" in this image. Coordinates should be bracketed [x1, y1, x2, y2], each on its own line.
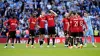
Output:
[78, 17, 87, 32]
[70, 16, 79, 32]
[62, 18, 69, 31]
[46, 14, 55, 27]
[5, 18, 18, 31]
[70, 16, 87, 32]
[38, 16, 46, 28]
[28, 17, 37, 30]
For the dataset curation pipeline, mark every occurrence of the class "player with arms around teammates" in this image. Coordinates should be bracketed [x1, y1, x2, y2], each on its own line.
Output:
[4, 15, 18, 48]
[69, 12, 78, 48]
[75, 12, 88, 48]
[69, 12, 87, 48]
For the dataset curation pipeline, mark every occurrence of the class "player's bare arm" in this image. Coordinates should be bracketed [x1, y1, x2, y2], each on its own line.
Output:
[50, 10, 58, 16]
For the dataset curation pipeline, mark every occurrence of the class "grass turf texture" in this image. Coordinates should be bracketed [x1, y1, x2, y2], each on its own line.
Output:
[0, 43, 100, 56]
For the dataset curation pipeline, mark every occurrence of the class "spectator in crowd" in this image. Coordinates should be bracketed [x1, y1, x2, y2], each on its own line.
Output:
[24, 28, 29, 38]
[0, 19, 3, 36]
[16, 27, 21, 43]
[58, 30, 65, 37]
[94, 27, 99, 37]
[91, 15, 100, 36]
[0, 28, 8, 38]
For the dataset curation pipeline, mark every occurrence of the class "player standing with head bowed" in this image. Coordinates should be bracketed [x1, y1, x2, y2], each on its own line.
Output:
[75, 12, 88, 48]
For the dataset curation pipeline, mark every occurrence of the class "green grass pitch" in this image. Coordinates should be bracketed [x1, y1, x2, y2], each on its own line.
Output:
[0, 43, 100, 56]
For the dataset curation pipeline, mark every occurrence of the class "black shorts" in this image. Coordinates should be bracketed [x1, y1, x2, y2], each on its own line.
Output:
[39, 28, 45, 35]
[48, 27, 56, 35]
[64, 30, 69, 36]
[78, 32, 83, 37]
[29, 30, 35, 36]
[9, 31, 16, 38]
[70, 32, 79, 38]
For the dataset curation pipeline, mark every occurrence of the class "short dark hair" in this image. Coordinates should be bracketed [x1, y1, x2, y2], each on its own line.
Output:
[69, 11, 76, 16]
[84, 11, 88, 14]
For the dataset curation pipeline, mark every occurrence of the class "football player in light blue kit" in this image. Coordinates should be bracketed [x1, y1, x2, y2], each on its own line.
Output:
[83, 12, 97, 47]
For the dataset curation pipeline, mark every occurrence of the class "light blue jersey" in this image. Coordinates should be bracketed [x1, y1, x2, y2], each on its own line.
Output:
[83, 16, 94, 36]
[83, 16, 95, 43]
[83, 16, 93, 29]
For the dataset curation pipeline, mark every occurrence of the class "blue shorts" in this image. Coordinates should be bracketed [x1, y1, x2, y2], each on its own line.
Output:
[16, 35, 20, 38]
[85, 29, 94, 36]
[25, 34, 29, 38]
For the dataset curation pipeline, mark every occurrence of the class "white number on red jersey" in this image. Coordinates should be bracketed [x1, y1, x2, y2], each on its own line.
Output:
[74, 21, 83, 27]
[74, 21, 78, 27]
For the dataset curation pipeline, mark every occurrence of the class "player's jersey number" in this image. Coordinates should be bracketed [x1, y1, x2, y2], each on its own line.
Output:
[74, 21, 83, 27]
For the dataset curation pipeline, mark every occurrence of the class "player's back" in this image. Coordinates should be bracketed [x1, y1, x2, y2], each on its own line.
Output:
[70, 16, 79, 32]
[62, 18, 69, 31]
[78, 17, 86, 32]
[25, 30, 29, 35]
[16, 30, 20, 35]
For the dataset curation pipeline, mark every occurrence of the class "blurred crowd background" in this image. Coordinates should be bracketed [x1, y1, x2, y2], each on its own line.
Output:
[0, 0, 100, 38]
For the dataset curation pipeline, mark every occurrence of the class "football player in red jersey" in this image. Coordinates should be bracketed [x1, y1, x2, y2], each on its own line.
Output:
[75, 13, 88, 48]
[69, 12, 80, 48]
[26, 13, 37, 48]
[4, 15, 18, 48]
[37, 11, 46, 48]
[69, 12, 87, 48]
[46, 10, 57, 47]
[62, 13, 70, 47]
[69, 12, 77, 48]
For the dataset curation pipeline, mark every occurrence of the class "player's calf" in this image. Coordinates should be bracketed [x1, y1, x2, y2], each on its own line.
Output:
[26, 38, 31, 48]
[64, 37, 69, 47]
[68, 37, 73, 48]
[39, 38, 44, 48]
[47, 38, 50, 47]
